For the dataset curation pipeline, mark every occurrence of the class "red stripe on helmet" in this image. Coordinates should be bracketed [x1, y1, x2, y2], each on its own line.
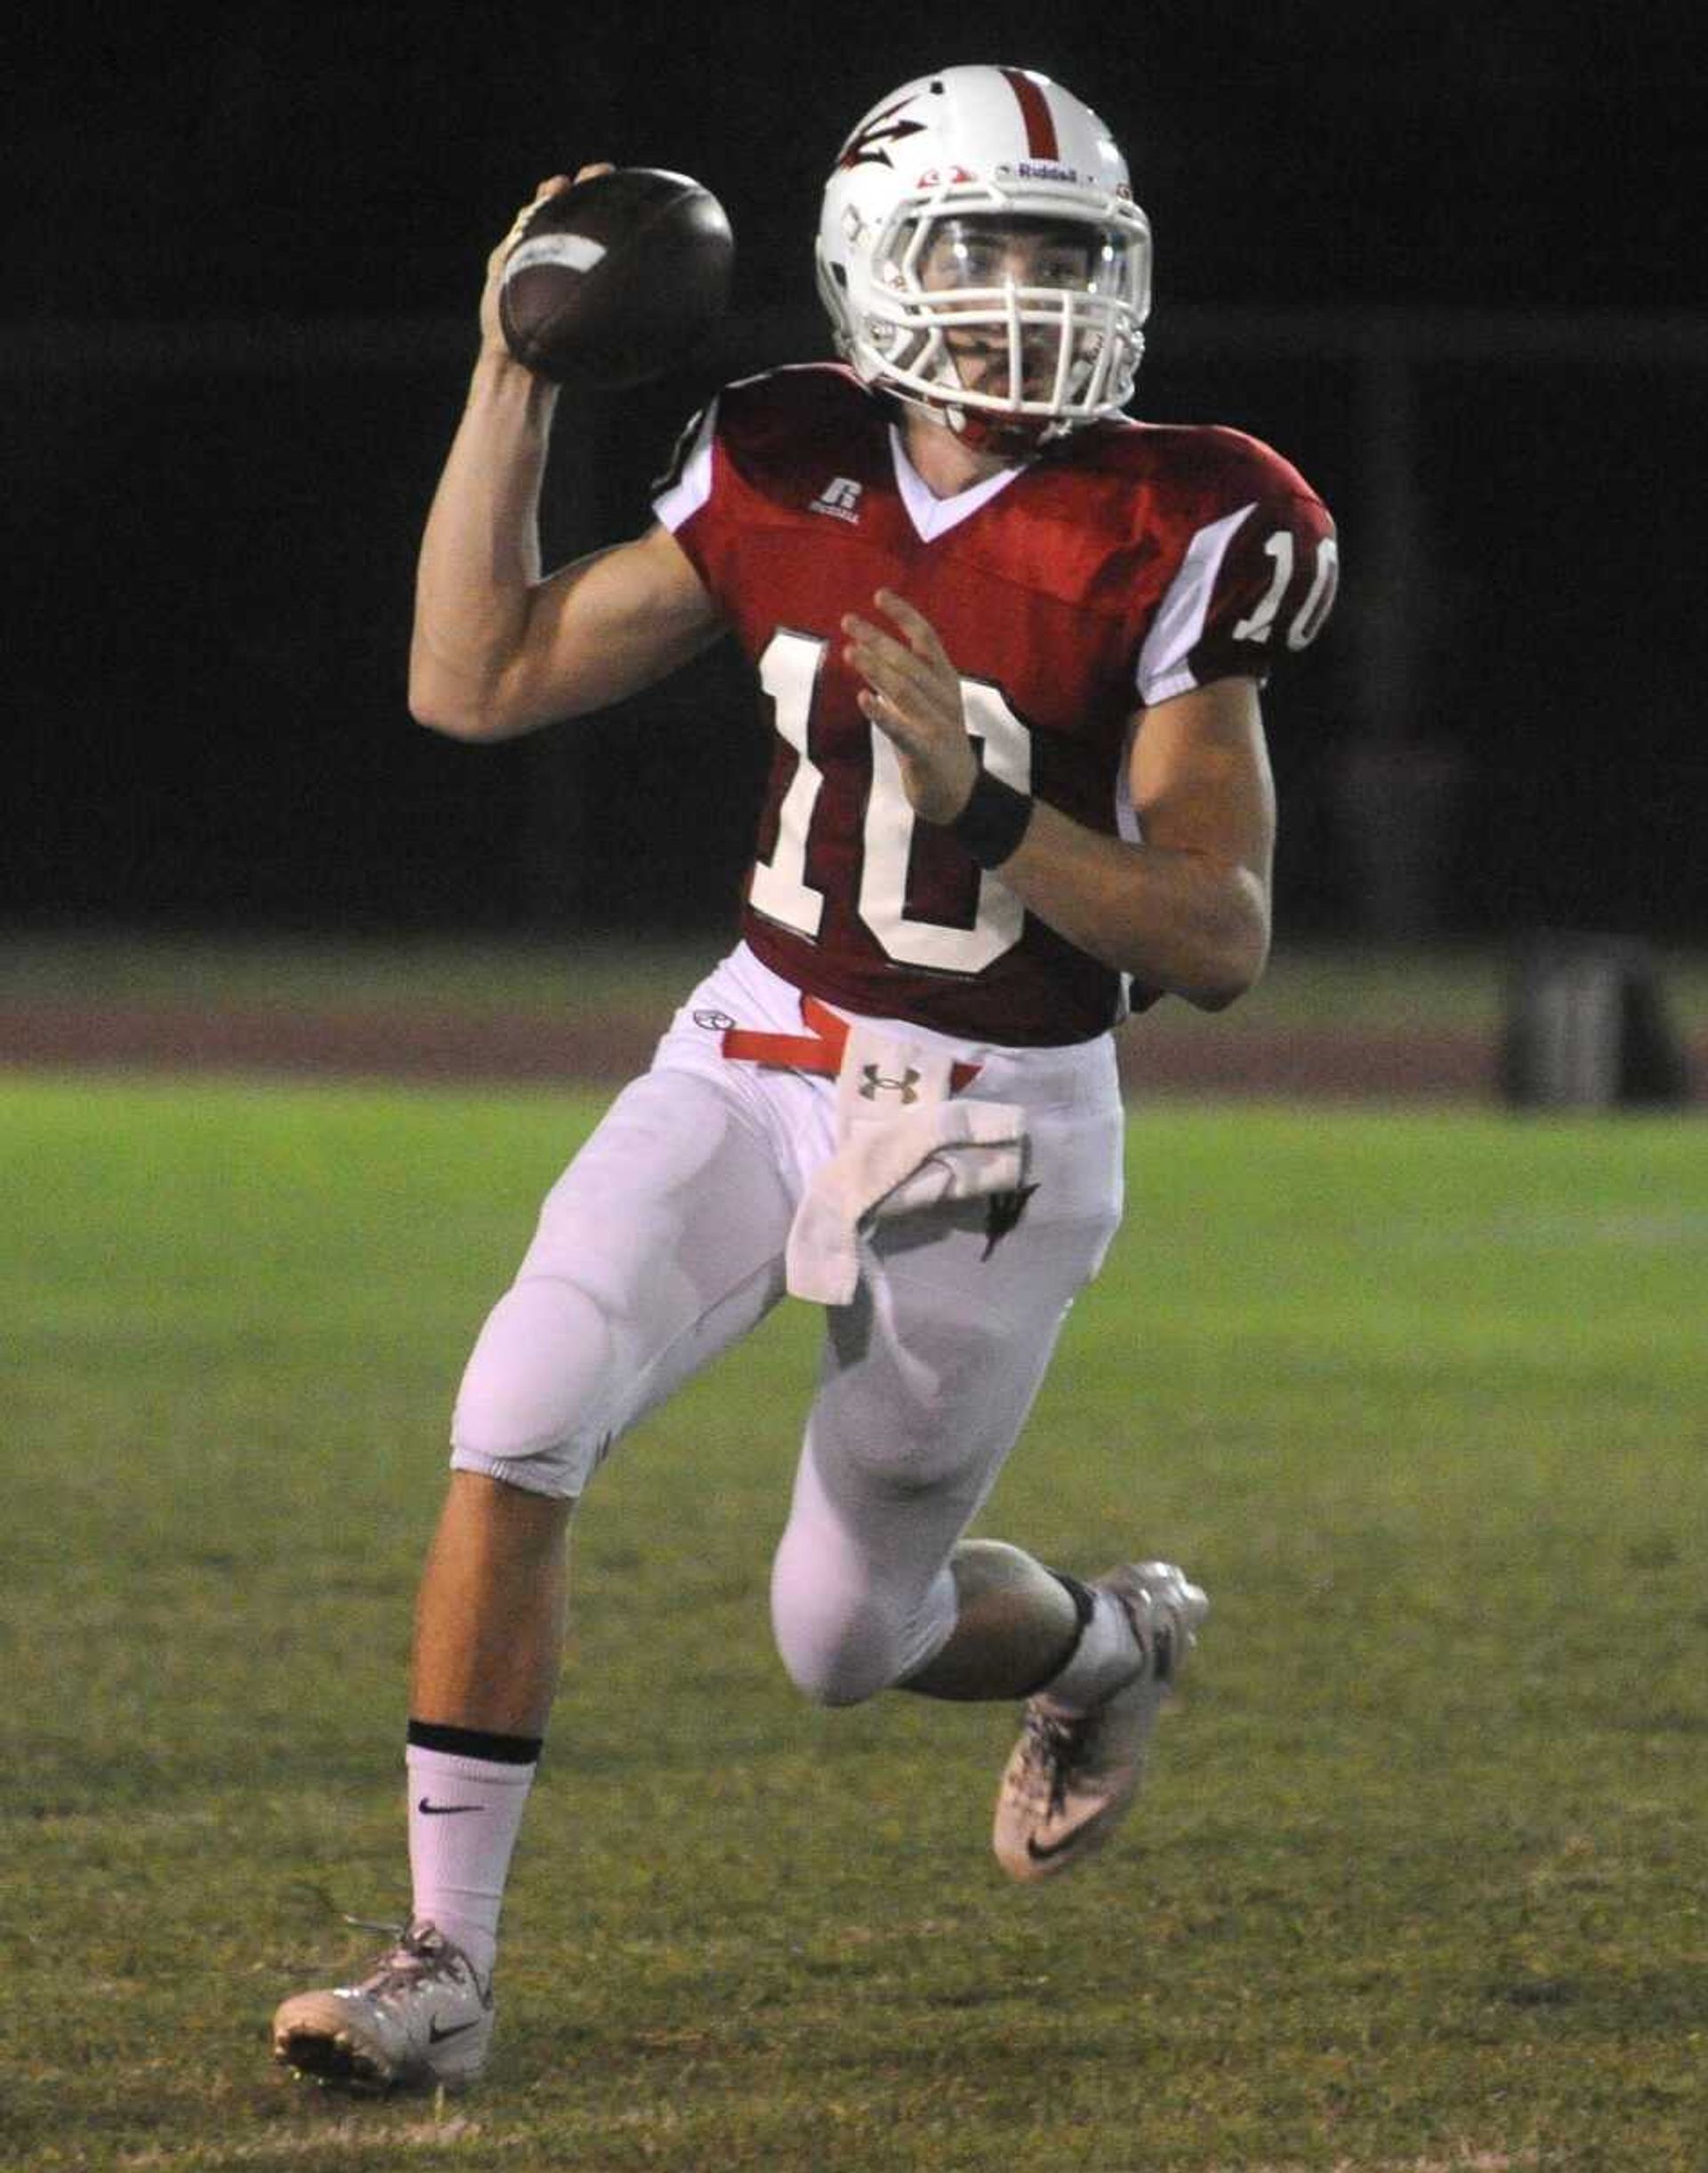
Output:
[998, 68, 1060, 161]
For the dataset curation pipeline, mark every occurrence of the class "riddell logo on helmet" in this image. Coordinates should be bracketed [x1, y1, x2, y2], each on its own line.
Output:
[999, 159, 1082, 185]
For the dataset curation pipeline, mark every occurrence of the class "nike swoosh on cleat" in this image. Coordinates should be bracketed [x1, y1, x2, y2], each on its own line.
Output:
[416, 1798, 483, 1815]
[1025, 1826, 1092, 1864]
[428, 2016, 484, 2043]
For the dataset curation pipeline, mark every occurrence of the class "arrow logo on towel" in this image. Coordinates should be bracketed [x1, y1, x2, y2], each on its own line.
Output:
[982, 1183, 1040, 1258]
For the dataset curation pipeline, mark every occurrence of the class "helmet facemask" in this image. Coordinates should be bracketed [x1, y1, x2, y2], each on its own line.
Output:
[824, 182, 1150, 448]
[877, 205, 1144, 439]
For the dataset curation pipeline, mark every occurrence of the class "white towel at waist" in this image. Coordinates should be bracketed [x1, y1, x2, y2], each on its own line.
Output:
[784, 1016, 1028, 1307]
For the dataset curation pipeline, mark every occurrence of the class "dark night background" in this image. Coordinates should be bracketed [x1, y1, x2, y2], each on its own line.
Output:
[7, 6, 1705, 951]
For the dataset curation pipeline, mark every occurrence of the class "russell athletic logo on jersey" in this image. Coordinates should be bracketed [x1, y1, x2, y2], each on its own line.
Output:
[810, 477, 865, 523]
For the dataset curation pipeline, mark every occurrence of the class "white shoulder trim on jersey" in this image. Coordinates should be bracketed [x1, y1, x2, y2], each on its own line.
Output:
[1134, 500, 1256, 708]
[651, 399, 721, 532]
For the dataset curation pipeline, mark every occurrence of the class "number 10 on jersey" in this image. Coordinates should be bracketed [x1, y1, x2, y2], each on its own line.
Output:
[749, 629, 1034, 977]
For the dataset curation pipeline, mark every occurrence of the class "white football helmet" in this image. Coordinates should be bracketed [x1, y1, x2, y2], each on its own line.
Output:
[817, 65, 1152, 447]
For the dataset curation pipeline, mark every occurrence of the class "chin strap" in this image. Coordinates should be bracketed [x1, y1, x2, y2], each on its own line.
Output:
[957, 412, 1065, 455]
[920, 390, 1076, 456]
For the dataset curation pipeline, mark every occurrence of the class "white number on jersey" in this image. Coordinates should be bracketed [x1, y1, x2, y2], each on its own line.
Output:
[749, 629, 1034, 976]
[748, 632, 827, 938]
[1232, 530, 1340, 651]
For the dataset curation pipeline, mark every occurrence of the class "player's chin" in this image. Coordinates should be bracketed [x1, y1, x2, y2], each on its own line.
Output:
[957, 413, 1056, 458]
[949, 352, 1011, 400]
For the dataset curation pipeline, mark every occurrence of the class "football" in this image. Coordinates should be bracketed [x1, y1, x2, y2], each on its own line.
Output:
[498, 167, 735, 390]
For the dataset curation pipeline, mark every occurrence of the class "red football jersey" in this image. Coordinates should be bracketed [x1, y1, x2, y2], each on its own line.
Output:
[655, 364, 1336, 1046]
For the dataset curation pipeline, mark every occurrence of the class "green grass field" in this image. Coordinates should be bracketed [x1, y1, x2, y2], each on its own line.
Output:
[5, 927, 1706, 1036]
[2, 1073, 1704, 2171]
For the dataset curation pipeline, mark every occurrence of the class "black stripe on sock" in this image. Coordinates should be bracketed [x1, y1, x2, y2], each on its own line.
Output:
[1012, 1573, 1099, 1698]
[407, 1718, 543, 1766]
[1051, 1572, 1098, 1630]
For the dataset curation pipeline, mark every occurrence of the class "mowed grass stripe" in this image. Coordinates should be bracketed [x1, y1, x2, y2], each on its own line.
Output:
[1, 1077, 1703, 2172]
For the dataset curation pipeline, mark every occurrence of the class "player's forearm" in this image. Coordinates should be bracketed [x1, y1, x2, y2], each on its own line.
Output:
[991, 800, 1271, 1010]
[408, 355, 561, 740]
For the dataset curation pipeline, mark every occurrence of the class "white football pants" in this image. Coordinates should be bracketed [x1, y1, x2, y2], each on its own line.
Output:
[450, 944, 1124, 1704]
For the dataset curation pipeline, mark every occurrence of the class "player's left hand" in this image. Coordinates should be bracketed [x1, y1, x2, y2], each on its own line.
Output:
[842, 591, 979, 825]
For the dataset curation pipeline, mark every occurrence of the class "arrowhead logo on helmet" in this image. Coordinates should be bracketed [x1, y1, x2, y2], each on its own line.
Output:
[838, 99, 928, 172]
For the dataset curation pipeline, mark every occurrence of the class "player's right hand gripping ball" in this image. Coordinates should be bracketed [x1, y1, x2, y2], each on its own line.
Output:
[499, 168, 734, 389]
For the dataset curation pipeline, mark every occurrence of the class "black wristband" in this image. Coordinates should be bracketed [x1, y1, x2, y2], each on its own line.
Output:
[946, 769, 1035, 869]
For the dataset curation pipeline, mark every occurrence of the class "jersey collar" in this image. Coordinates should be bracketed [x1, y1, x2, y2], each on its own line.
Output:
[889, 426, 1025, 543]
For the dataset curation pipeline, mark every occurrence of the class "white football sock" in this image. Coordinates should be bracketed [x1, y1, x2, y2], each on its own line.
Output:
[1037, 1587, 1143, 1714]
[407, 1744, 537, 1980]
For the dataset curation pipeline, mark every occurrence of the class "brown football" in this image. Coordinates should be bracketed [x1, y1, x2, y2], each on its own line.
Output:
[498, 167, 734, 389]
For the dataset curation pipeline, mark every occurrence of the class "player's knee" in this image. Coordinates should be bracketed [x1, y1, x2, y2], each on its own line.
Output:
[821, 1324, 1026, 1493]
[449, 1273, 620, 1501]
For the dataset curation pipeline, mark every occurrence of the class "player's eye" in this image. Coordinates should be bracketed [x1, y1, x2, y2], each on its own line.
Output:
[955, 239, 1006, 279]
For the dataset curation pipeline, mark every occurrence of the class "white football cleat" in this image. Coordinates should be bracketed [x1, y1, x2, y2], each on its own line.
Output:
[994, 1560, 1208, 1882]
[272, 1919, 495, 2093]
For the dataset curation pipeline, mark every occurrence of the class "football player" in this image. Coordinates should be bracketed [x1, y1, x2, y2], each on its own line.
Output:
[273, 62, 1336, 2092]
